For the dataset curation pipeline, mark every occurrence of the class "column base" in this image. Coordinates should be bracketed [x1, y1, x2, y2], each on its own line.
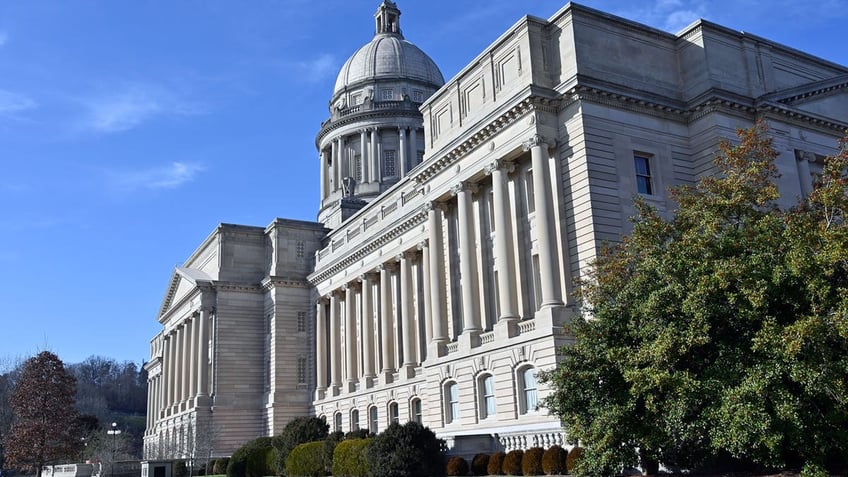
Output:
[399, 364, 416, 379]
[535, 304, 572, 330]
[380, 370, 395, 385]
[459, 330, 482, 352]
[427, 340, 447, 360]
[194, 395, 211, 407]
[315, 388, 326, 400]
[344, 381, 358, 393]
[362, 376, 376, 389]
[494, 318, 520, 340]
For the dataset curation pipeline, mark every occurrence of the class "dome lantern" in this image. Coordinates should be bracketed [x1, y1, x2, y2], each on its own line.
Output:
[375, 1, 402, 37]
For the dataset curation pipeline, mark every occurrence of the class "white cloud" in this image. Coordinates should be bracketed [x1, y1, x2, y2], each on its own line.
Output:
[287, 53, 338, 83]
[83, 84, 202, 133]
[664, 9, 703, 31]
[0, 89, 37, 116]
[108, 161, 205, 192]
[618, 0, 708, 32]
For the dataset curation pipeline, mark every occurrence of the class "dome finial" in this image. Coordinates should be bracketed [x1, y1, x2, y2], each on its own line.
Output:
[374, 1, 402, 37]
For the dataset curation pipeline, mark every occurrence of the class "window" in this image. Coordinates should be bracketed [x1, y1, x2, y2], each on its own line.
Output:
[445, 382, 460, 424]
[520, 367, 538, 414]
[634, 155, 653, 195]
[334, 413, 342, 432]
[354, 155, 363, 182]
[389, 402, 399, 424]
[383, 150, 397, 177]
[351, 409, 360, 431]
[525, 169, 536, 213]
[479, 375, 495, 419]
[412, 90, 424, 102]
[410, 398, 422, 424]
[297, 311, 307, 333]
[351, 94, 361, 106]
[297, 357, 307, 384]
[369, 406, 379, 433]
[296, 240, 305, 258]
[381, 89, 394, 100]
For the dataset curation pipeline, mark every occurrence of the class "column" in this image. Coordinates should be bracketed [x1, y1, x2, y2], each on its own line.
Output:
[379, 263, 395, 383]
[427, 202, 448, 356]
[487, 159, 520, 327]
[360, 273, 376, 386]
[319, 151, 327, 200]
[399, 252, 416, 377]
[344, 284, 358, 391]
[418, 241, 432, 355]
[329, 292, 342, 393]
[370, 128, 378, 182]
[410, 127, 418, 165]
[181, 324, 191, 405]
[331, 139, 339, 192]
[196, 308, 210, 401]
[360, 129, 368, 183]
[341, 137, 349, 179]
[399, 127, 408, 176]
[454, 182, 482, 339]
[524, 135, 564, 307]
[316, 298, 328, 398]
[167, 334, 176, 410]
[187, 318, 197, 403]
[798, 153, 813, 196]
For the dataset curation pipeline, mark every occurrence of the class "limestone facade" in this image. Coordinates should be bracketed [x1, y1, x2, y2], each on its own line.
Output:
[144, 1, 848, 460]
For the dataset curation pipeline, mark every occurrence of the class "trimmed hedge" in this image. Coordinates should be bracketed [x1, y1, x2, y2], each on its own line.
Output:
[446, 456, 469, 476]
[503, 450, 524, 476]
[273, 417, 329, 476]
[541, 446, 567, 475]
[212, 458, 229, 475]
[566, 447, 584, 474]
[285, 441, 328, 477]
[487, 452, 506, 476]
[332, 438, 371, 477]
[470, 454, 489, 476]
[365, 421, 444, 477]
[522, 448, 544, 476]
[227, 436, 275, 477]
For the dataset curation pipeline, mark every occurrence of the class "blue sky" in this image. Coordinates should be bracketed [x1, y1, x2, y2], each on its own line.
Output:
[1, 0, 846, 367]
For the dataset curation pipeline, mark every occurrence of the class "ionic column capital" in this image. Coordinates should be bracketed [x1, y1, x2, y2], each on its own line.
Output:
[417, 240, 429, 251]
[451, 181, 478, 196]
[485, 158, 515, 175]
[377, 261, 397, 272]
[522, 134, 555, 151]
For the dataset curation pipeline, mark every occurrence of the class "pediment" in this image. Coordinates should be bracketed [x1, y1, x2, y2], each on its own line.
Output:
[157, 267, 214, 321]
[760, 74, 848, 119]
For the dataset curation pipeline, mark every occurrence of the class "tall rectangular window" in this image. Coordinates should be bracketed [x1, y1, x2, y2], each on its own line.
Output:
[384, 150, 397, 176]
[634, 155, 653, 195]
[297, 311, 307, 333]
[481, 375, 495, 419]
[525, 169, 536, 214]
[354, 155, 363, 182]
[297, 357, 307, 384]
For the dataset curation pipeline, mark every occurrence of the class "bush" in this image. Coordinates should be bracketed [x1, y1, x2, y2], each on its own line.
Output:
[227, 436, 274, 477]
[470, 454, 489, 476]
[503, 450, 523, 476]
[272, 417, 330, 476]
[365, 421, 445, 477]
[332, 438, 371, 477]
[541, 446, 567, 475]
[212, 458, 230, 475]
[344, 429, 372, 440]
[446, 456, 469, 476]
[522, 448, 544, 476]
[174, 461, 187, 477]
[488, 452, 506, 475]
[566, 447, 583, 474]
[285, 441, 328, 477]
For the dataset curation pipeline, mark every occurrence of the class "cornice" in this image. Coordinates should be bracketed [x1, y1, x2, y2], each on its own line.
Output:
[215, 281, 263, 294]
[308, 205, 429, 285]
[261, 277, 312, 291]
[316, 109, 424, 146]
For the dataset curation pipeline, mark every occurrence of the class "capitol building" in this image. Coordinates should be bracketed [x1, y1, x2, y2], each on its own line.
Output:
[143, 1, 848, 458]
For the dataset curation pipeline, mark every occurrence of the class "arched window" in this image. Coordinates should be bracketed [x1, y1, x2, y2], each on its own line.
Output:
[334, 412, 342, 432]
[478, 374, 495, 419]
[444, 381, 460, 424]
[369, 405, 379, 433]
[350, 409, 360, 431]
[389, 402, 399, 424]
[519, 367, 538, 414]
[410, 398, 422, 424]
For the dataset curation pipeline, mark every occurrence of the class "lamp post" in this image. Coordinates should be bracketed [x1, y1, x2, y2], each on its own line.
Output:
[107, 422, 121, 477]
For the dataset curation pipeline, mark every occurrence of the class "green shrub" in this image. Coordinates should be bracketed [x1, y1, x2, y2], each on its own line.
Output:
[541, 446, 567, 475]
[470, 454, 489, 476]
[344, 429, 372, 440]
[227, 436, 274, 477]
[522, 448, 544, 476]
[446, 456, 469, 476]
[174, 461, 187, 477]
[365, 421, 445, 477]
[332, 438, 371, 477]
[285, 441, 328, 477]
[503, 450, 523, 476]
[272, 417, 330, 476]
[487, 452, 506, 476]
[212, 458, 230, 475]
[566, 447, 583, 474]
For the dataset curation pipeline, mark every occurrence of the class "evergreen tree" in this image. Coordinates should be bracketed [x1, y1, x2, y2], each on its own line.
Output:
[4, 352, 82, 477]
[541, 123, 848, 475]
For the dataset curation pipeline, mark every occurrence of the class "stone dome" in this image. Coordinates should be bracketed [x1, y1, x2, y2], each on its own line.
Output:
[333, 35, 445, 96]
[332, 1, 444, 97]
